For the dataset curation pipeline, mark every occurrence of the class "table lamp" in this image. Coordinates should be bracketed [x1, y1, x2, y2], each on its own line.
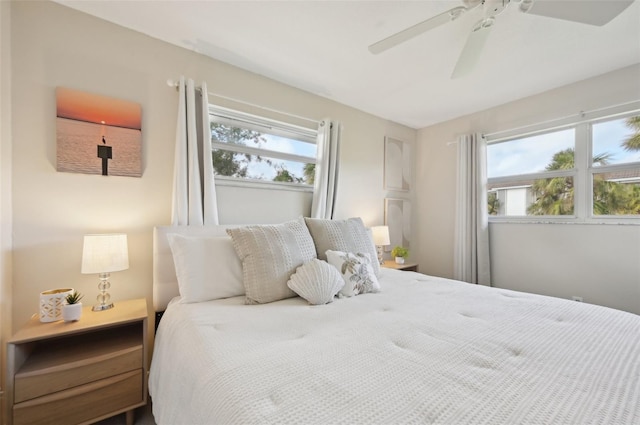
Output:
[81, 234, 129, 311]
[371, 226, 390, 265]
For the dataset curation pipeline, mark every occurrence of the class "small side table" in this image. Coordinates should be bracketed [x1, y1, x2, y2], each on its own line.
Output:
[382, 260, 418, 272]
[6, 298, 148, 425]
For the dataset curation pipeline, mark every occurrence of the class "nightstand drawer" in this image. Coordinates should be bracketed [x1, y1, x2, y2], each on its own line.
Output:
[13, 369, 143, 425]
[14, 325, 143, 403]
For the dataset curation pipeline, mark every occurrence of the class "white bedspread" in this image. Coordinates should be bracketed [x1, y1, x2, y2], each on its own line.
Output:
[149, 269, 640, 424]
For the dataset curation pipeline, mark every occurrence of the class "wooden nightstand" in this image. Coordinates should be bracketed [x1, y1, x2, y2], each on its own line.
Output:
[6, 298, 148, 425]
[382, 260, 419, 272]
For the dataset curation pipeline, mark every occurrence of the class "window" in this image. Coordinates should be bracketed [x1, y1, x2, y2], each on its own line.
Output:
[487, 112, 640, 221]
[590, 116, 640, 216]
[209, 106, 317, 187]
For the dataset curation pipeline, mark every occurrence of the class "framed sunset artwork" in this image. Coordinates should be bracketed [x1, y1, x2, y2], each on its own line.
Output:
[56, 87, 142, 177]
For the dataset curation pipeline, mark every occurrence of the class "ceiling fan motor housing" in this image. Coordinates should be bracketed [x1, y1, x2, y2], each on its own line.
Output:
[483, 0, 511, 17]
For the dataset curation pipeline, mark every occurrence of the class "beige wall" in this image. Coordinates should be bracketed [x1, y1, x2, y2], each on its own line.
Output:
[490, 223, 640, 314]
[1, 0, 13, 420]
[416, 64, 640, 314]
[8, 1, 415, 333]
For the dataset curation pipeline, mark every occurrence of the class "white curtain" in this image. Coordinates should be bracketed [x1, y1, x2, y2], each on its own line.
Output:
[171, 77, 219, 226]
[454, 133, 491, 285]
[311, 118, 341, 219]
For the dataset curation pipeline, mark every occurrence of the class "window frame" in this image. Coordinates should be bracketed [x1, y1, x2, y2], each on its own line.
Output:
[486, 108, 640, 225]
[209, 105, 318, 191]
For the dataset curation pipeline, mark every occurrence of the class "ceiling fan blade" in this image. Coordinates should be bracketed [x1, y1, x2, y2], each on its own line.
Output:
[520, 0, 635, 26]
[369, 6, 469, 55]
[451, 17, 494, 79]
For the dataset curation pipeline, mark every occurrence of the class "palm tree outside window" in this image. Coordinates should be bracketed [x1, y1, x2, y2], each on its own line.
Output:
[486, 113, 640, 221]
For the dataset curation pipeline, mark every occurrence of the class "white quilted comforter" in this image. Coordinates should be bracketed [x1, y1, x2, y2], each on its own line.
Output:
[149, 269, 640, 424]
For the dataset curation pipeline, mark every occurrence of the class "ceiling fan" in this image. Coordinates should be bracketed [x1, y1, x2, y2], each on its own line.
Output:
[368, 0, 635, 79]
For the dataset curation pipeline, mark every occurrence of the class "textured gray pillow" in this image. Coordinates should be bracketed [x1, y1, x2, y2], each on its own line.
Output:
[304, 217, 380, 276]
[226, 218, 317, 304]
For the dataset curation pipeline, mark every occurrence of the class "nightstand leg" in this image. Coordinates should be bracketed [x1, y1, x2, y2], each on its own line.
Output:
[126, 409, 134, 425]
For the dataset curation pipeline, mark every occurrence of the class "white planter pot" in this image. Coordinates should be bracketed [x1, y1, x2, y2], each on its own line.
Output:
[395, 257, 405, 264]
[39, 288, 74, 322]
[62, 303, 83, 322]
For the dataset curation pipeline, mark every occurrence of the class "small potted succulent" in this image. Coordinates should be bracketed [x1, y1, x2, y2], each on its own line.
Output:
[391, 246, 409, 264]
[62, 291, 84, 322]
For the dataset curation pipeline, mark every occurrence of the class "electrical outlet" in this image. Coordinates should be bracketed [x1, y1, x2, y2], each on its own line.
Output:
[572, 296, 583, 302]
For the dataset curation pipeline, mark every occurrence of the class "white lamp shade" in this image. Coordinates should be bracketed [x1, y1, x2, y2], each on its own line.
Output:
[81, 234, 129, 274]
[371, 226, 391, 246]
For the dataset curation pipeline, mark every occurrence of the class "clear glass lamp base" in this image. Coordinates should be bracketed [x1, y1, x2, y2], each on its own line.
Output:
[93, 272, 115, 311]
[92, 302, 114, 311]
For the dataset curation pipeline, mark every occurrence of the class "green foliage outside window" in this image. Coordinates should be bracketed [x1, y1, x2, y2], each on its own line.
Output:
[491, 116, 640, 216]
[622, 116, 640, 151]
[211, 123, 270, 179]
[487, 191, 500, 216]
[530, 116, 639, 216]
[211, 122, 315, 184]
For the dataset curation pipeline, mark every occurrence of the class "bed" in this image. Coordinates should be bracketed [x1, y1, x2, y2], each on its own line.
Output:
[149, 220, 640, 425]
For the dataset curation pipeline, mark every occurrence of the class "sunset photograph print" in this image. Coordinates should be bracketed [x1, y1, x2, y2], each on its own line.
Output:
[56, 87, 142, 177]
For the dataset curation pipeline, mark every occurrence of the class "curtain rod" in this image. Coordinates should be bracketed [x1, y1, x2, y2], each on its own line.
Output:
[483, 99, 640, 141]
[167, 79, 319, 125]
[446, 133, 486, 146]
[447, 100, 640, 146]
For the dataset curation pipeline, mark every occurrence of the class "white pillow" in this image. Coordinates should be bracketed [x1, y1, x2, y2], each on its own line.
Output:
[167, 234, 244, 303]
[226, 218, 317, 304]
[326, 250, 381, 297]
[304, 217, 380, 277]
[287, 259, 344, 305]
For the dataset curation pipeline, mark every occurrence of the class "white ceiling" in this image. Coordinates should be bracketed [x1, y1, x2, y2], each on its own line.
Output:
[52, 0, 640, 129]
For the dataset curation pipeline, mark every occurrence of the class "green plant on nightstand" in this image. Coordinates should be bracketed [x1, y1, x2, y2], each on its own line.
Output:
[65, 291, 83, 304]
[63, 291, 84, 322]
[391, 246, 409, 264]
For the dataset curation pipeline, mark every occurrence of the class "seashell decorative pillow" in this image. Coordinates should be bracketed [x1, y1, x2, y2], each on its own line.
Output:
[287, 259, 345, 305]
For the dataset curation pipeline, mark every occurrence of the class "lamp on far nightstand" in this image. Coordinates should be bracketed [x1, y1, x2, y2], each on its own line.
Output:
[371, 226, 390, 265]
[81, 233, 129, 311]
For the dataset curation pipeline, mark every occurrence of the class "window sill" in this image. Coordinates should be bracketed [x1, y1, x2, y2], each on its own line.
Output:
[489, 218, 640, 226]
[214, 176, 313, 193]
